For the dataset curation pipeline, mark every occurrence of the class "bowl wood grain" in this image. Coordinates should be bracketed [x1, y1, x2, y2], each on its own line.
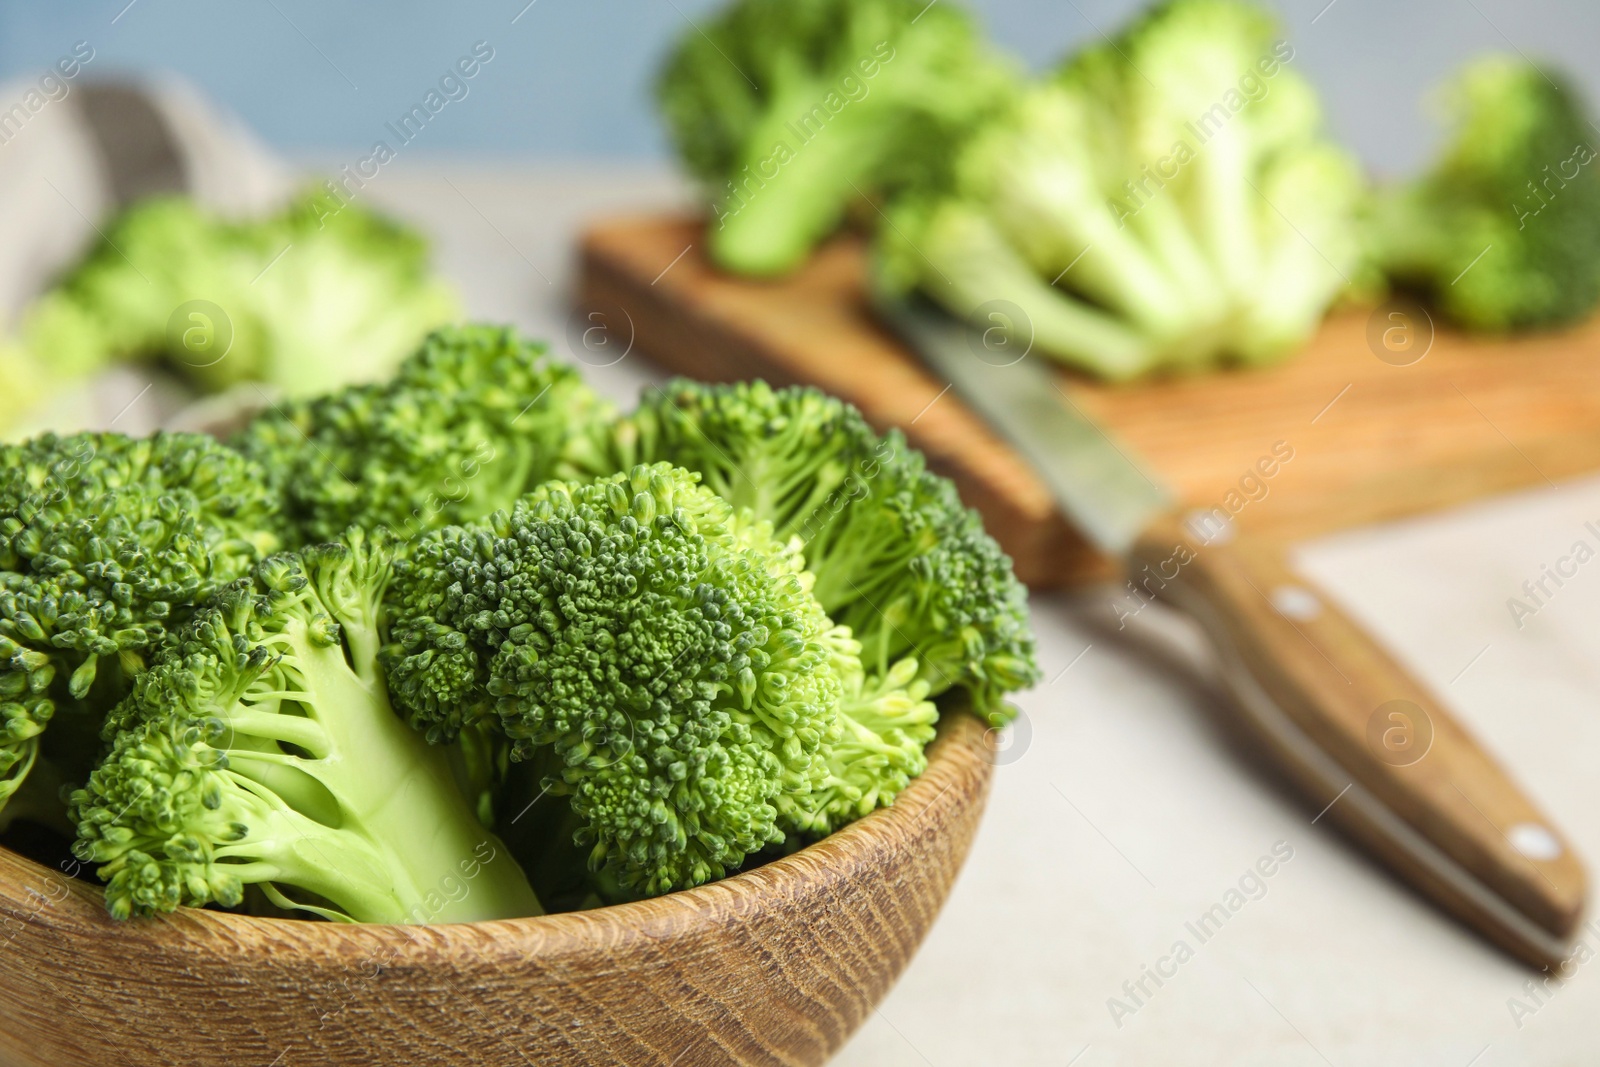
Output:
[0, 713, 994, 1067]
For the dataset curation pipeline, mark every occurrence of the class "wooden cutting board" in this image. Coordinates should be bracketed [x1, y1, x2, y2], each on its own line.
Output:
[578, 214, 1600, 588]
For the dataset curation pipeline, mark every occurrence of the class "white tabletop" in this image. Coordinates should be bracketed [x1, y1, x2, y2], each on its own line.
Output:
[365, 163, 1599, 1067]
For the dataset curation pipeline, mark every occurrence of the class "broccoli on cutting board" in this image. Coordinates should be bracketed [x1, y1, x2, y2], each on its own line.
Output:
[877, 0, 1367, 379]
[656, 0, 1015, 277]
[1369, 56, 1600, 332]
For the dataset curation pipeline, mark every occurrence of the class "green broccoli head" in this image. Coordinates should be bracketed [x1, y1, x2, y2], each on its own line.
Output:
[1372, 56, 1600, 331]
[582, 379, 1039, 722]
[777, 655, 938, 836]
[589, 375, 874, 533]
[233, 324, 614, 546]
[656, 0, 1014, 276]
[878, 0, 1366, 377]
[0, 431, 281, 812]
[12, 190, 458, 406]
[802, 432, 1039, 721]
[72, 531, 541, 923]
[386, 463, 854, 895]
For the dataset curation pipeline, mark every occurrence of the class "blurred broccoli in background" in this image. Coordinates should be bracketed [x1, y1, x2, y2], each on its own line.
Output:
[1368, 56, 1600, 332]
[877, 0, 1366, 379]
[656, 0, 1014, 277]
[0, 191, 457, 438]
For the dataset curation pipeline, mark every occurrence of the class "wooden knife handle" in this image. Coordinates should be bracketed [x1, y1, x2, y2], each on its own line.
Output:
[1129, 513, 1586, 968]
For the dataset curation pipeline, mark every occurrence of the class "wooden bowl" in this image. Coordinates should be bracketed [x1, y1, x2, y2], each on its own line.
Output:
[0, 714, 994, 1067]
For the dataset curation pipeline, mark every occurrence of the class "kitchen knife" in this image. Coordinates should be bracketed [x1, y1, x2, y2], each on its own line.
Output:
[880, 295, 1587, 969]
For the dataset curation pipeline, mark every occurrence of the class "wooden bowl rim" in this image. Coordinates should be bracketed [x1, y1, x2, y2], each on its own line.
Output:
[4, 712, 994, 961]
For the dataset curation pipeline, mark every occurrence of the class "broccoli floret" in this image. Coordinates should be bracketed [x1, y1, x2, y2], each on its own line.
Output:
[1370, 56, 1600, 332]
[8, 191, 458, 413]
[234, 324, 614, 546]
[586, 379, 1039, 722]
[776, 655, 937, 836]
[0, 431, 281, 814]
[385, 464, 854, 895]
[450, 719, 512, 830]
[878, 0, 1366, 377]
[656, 0, 1014, 276]
[71, 532, 542, 923]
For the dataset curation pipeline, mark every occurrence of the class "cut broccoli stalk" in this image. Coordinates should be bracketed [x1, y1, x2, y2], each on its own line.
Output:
[886, 198, 1161, 379]
[72, 533, 542, 923]
[1238, 145, 1364, 361]
[975, 86, 1201, 344]
[712, 96, 901, 276]
[1116, 1, 1319, 307]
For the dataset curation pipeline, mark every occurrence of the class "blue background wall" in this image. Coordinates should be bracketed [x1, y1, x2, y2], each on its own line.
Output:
[0, 0, 1595, 175]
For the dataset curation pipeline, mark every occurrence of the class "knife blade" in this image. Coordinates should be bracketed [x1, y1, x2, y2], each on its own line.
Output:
[879, 294, 1587, 968]
[879, 295, 1171, 555]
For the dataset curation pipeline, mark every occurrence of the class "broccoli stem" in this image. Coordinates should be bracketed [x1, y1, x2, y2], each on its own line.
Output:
[1126, 193, 1229, 326]
[996, 156, 1192, 342]
[728, 443, 841, 534]
[920, 206, 1161, 379]
[1236, 231, 1340, 364]
[711, 90, 891, 276]
[804, 492, 930, 623]
[457, 441, 540, 535]
[0, 745, 74, 839]
[211, 784, 425, 925]
[236, 618, 542, 923]
[1188, 125, 1260, 301]
[0, 737, 41, 808]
